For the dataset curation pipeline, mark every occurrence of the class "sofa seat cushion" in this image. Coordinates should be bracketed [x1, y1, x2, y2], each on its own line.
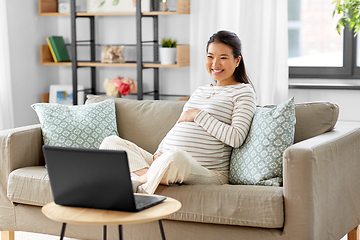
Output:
[154, 184, 284, 228]
[7, 166, 143, 207]
[7, 166, 53, 206]
[8, 167, 284, 228]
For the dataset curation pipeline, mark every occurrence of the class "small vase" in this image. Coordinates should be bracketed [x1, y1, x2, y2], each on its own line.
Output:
[159, 47, 176, 65]
[159, 0, 169, 12]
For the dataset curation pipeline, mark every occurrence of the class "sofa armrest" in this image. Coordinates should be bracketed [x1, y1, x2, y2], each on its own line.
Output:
[0, 124, 43, 229]
[0, 124, 43, 173]
[283, 127, 360, 240]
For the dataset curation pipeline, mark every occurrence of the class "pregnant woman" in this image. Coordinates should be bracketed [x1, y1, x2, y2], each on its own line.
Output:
[100, 30, 256, 194]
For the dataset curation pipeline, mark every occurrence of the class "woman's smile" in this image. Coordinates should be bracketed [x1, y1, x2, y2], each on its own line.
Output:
[212, 69, 224, 74]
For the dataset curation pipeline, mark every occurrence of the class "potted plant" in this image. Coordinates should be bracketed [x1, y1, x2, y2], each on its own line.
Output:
[159, 38, 177, 65]
[333, 0, 360, 36]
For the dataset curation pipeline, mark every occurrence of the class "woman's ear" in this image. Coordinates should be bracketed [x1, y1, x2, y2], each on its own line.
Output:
[236, 56, 242, 67]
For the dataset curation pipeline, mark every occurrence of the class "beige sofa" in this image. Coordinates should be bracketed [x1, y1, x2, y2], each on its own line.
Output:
[1, 95, 360, 240]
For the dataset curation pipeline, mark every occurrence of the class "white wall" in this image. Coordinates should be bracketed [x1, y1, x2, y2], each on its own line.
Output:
[6, 0, 60, 127]
[7, 2, 360, 128]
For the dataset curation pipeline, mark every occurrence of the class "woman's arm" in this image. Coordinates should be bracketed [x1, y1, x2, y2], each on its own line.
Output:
[194, 89, 256, 148]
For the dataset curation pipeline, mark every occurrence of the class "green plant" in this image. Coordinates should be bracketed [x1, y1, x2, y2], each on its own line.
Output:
[161, 38, 177, 48]
[333, 0, 360, 36]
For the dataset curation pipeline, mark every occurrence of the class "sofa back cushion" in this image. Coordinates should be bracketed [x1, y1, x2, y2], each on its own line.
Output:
[293, 101, 339, 143]
[86, 96, 338, 151]
[86, 95, 186, 154]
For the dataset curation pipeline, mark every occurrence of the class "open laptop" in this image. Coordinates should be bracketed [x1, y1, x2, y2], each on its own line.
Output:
[43, 145, 166, 212]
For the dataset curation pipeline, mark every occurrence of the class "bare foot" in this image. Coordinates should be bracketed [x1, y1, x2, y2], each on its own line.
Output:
[134, 167, 148, 176]
[137, 173, 147, 184]
[133, 168, 148, 184]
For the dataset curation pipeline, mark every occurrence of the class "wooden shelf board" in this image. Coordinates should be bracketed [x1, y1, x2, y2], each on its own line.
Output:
[143, 63, 185, 68]
[38, 0, 190, 15]
[41, 62, 72, 66]
[142, 11, 187, 15]
[38, 0, 189, 16]
[78, 62, 137, 67]
[39, 11, 188, 16]
[39, 13, 69, 16]
[40, 44, 189, 68]
[40, 62, 186, 68]
[77, 12, 136, 16]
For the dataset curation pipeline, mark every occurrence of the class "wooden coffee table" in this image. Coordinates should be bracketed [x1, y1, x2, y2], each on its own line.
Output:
[41, 194, 181, 240]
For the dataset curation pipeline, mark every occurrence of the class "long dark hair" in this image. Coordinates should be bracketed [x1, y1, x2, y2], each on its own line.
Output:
[206, 30, 253, 87]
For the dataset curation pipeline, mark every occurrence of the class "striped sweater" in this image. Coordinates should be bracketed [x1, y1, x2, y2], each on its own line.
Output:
[155, 83, 256, 171]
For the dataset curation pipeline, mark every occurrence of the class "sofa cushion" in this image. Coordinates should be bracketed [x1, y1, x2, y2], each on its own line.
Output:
[229, 98, 296, 186]
[7, 166, 142, 206]
[7, 167, 284, 229]
[155, 184, 284, 228]
[31, 99, 119, 149]
[85, 96, 338, 151]
[7, 166, 52, 206]
[86, 95, 186, 154]
[293, 101, 339, 143]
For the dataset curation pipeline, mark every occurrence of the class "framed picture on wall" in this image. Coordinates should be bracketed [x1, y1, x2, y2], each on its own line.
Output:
[49, 85, 85, 106]
[87, 0, 150, 13]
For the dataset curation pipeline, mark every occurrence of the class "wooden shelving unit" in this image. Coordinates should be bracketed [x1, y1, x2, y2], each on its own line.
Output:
[39, 0, 190, 103]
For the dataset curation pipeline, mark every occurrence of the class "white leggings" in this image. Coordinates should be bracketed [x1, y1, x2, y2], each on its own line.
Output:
[99, 136, 228, 194]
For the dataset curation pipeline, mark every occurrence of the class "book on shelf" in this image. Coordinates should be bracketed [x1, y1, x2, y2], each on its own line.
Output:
[46, 36, 70, 62]
[46, 38, 58, 62]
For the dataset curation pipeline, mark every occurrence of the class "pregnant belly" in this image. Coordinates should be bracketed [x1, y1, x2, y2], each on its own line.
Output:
[161, 122, 224, 152]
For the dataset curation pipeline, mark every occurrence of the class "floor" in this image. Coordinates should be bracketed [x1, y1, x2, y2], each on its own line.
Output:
[0, 231, 350, 240]
[0, 231, 77, 240]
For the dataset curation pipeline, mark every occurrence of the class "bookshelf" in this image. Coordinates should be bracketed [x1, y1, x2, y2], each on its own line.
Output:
[39, 0, 190, 103]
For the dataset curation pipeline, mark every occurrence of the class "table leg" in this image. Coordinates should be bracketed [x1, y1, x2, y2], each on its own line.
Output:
[118, 225, 123, 240]
[103, 225, 107, 240]
[60, 223, 67, 240]
[158, 220, 166, 240]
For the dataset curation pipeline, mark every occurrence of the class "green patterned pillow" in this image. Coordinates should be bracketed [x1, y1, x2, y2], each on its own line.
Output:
[32, 99, 119, 149]
[229, 97, 296, 186]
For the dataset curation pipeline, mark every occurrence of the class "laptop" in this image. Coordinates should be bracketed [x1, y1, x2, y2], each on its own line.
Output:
[43, 145, 166, 212]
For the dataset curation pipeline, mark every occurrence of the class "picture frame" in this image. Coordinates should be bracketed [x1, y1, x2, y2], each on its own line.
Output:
[87, 0, 150, 13]
[49, 85, 85, 106]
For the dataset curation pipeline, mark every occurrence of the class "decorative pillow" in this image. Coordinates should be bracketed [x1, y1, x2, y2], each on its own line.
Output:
[229, 97, 296, 186]
[32, 99, 119, 149]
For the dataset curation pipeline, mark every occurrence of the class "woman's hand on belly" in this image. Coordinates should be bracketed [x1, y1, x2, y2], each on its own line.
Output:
[153, 152, 162, 161]
[177, 109, 201, 123]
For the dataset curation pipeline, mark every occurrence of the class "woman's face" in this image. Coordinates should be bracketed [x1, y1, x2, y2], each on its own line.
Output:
[206, 42, 241, 86]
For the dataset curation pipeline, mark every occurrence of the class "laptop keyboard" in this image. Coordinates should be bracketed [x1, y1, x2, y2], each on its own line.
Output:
[134, 195, 165, 211]
[135, 195, 154, 209]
